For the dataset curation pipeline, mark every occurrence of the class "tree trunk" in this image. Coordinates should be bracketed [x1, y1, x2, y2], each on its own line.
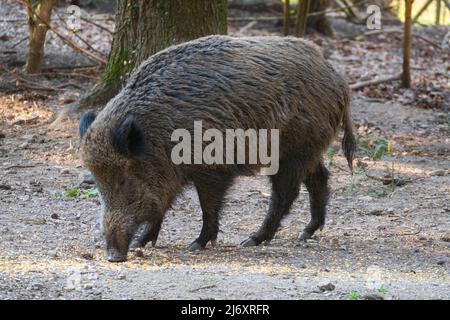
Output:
[402, 0, 413, 88]
[283, 0, 290, 36]
[295, 0, 311, 37]
[25, 0, 55, 73]
[435, 0, 441, 25]
[78, 0, 227, 109]
[307, 0, 334, 36]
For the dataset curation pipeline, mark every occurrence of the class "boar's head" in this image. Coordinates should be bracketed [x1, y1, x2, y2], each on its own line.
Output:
[79, 111, 160, 262]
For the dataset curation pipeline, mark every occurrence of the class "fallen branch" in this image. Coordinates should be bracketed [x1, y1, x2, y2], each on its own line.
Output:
[41, 64, 99, 71]
[228, 16, 282, 22]
[411, 33, 441, 49]
[34, 71, 99, 80]
[10, 36, 29, 48]
[10, 78, 61, 91]
[1, 64, 65, 92]
[4, 164, 37, 170]
[354, 28, 442, 49]
[350, 73, 402, 90]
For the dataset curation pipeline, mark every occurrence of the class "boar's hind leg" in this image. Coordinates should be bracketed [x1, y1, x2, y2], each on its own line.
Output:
[241, 158, 303, 247]
[188, 174, 234, 251]
[299, 161, 330, 240]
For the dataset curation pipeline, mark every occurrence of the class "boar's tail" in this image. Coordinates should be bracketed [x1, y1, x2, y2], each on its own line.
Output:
[341, 101, 356, 173]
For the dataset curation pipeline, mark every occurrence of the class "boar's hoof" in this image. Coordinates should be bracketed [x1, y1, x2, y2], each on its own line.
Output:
[187, 241, 205, 251]
[298, 231, 313, 241]
[129, 240, 144, 250]
[129, 239, 158, 250]
[240, 238, 259, 247]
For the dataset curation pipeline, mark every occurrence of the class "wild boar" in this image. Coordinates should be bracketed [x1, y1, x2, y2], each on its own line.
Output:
[79, 35, 356, 262]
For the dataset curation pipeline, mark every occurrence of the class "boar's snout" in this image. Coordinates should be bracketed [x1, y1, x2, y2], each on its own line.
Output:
[107, 248, 127, 263]
[107, 249, 128, 262]
[106, 238, 129, 262]
[104, 221, 136, 263]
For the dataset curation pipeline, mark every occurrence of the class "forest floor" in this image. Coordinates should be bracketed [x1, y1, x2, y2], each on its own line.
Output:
[0, 1, 449, 300]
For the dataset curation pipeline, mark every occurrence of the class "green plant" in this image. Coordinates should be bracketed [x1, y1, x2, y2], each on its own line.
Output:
[65, 187, 80, 198]
[378, 284, 387, 294]
[203, 276, 217, 285]
[325, 146, 336, 165]
[80, 188, 98, 198]
[374, 186, 390, 197]
[344, 169, 366, 195]
[372, 162, 396, 197]
[357, 134, 390, 160]
[345, 182, 358, 195]
[347, 290, 359, 300]
[61, 187, 98, 199]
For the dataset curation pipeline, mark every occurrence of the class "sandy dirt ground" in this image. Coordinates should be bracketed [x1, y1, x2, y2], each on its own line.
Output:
[0, 0, 449, 300]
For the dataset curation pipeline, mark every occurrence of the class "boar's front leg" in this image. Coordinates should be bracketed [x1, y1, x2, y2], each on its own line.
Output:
[129, 219, 163, 249]
[241, 157, 303, 246]
[188, 173, 234, 251]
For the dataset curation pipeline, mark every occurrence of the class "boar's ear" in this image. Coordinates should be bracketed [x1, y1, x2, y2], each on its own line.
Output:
[79, 111, 96, 142]
[111, 115, 145, 158]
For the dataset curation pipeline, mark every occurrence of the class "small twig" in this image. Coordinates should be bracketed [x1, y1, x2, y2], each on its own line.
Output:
[412, 33, 442, 49]
[398, 228, 422, 236]
[361, 98, 386, 103]
[350, 73, 402, 90]
[12, 79, 61, 91]
[55, 12, 107, 58]
[10, 36, 28, 48]
[236, 20, 258, 36]
[56, 82, 84, 90]
[80, 16, 113, 35]
[41, 64, 99, 71]
[189, 284, 217, 292]
[34, 71, 99, 80]
[11, 115, 40, 125]
[4, 164, 37, 170]
[334, 0, 363, 23]
[330, 162, 353, 175]
[228, 16, 283, 22]
[0, 18, 28, 22]
[46, 25, 106, 65]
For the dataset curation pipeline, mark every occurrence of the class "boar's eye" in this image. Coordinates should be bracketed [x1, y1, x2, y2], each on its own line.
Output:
[111, 115, 145, 158]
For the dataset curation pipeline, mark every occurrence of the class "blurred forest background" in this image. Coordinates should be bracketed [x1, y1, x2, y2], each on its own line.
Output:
[0, 0, 448, 300]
